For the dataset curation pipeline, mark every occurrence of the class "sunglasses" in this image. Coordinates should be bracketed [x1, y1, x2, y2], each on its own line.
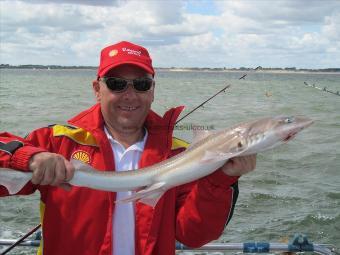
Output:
[100, 77, 153, 93]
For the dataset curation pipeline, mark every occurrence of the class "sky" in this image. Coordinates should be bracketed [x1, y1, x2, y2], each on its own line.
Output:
[0, 0, 339, 69]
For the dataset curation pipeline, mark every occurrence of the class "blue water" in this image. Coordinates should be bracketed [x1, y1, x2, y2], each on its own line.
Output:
[0, 69, 339, 254]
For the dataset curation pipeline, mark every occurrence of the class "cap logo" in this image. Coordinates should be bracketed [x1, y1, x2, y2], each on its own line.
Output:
[109, 49, 118, 57]
[71, 150, 91, 164]
[122, 47, 141, 57]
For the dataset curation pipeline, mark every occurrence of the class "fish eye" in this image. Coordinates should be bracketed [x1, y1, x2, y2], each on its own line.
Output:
[284, 117, 294, 124]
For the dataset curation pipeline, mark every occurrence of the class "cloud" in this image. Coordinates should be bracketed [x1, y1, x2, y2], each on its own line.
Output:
[1, 2, 104, 32]
[322, 12, 340, 40]
[11, 0, 121, 6]
[216, 0, 339, 24]
[0, 0, 339, 68]
[208, 0, 340, 67]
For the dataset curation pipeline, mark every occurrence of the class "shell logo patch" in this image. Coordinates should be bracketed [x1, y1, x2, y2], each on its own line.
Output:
[109, 49, 118, 57]
[71, 150, 91, 164]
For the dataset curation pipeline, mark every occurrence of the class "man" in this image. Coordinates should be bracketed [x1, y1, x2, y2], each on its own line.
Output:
[0, 41, 256, 255]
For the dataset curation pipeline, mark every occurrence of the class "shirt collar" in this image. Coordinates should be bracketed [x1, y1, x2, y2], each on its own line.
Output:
[104, 126, 148, 152]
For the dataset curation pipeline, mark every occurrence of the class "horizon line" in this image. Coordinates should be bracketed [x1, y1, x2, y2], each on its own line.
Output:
[1, 64, 339, 71]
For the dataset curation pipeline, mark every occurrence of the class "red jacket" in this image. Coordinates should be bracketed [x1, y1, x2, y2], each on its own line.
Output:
[0, 104, 239, 255]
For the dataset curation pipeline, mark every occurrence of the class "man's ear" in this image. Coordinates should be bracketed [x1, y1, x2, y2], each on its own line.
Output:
[93, 80, 101, 102]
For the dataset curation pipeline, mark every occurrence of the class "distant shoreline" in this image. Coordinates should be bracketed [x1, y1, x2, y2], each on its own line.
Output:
[0, 64, 339, 74]
[162, 68, 340, 75]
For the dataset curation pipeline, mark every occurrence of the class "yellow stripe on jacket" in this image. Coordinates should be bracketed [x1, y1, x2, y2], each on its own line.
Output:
[52, 125, 98, 146]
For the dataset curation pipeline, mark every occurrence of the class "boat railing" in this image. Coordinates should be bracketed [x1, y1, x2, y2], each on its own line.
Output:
[0, 233, 338, 255]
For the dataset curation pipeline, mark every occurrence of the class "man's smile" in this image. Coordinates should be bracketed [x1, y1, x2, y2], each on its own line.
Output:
[118, 105, 139, 112]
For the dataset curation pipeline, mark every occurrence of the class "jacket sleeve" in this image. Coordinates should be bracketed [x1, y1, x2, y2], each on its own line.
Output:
[0, 129, 52, 196]
[173, 148, 239, 248]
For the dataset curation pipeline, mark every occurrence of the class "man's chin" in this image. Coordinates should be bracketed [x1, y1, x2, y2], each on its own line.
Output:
[117, 119, 142, 131]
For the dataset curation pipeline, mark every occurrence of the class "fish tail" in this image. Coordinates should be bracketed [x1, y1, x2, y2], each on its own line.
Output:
[0, 168, 32, 194]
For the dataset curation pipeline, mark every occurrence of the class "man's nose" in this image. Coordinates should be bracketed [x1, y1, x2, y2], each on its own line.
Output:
[122, 83, 138, 98]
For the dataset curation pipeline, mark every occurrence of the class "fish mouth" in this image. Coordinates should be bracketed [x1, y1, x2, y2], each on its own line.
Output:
[282, 118, 314, 142]
[283, 131, 297, 142]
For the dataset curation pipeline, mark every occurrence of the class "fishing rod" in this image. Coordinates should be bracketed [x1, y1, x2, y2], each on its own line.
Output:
[175, 66, 262, 124]
[175, 84, 231, 124]
[304, 81, 340, 96]
[0, 224, 41, 255]
[239, 74, 247, 80]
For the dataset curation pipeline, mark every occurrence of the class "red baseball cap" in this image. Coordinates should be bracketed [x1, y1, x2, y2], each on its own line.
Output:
[97, 41, 155, 77]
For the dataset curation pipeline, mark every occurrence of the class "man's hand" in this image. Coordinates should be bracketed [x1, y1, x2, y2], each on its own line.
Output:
[221, 154, 257, 176]
[29, 152, 75, 191]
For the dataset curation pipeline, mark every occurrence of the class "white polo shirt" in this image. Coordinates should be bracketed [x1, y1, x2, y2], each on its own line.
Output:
[105, 127, 148, 255]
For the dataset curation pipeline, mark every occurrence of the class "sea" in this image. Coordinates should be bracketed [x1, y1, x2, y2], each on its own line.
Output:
[0, 68, 339, 254]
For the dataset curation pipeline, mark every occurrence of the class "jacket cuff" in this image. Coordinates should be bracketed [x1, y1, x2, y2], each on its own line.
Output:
[206, 169, 239, 188]
[10, 146, 47, 172]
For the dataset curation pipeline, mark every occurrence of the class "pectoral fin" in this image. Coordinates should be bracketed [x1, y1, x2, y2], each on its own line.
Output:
[0, 168, 32, 194]
[115, 182, 166, 208]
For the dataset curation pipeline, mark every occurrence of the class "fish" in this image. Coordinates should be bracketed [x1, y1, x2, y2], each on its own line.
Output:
[0, 115, 313, 207]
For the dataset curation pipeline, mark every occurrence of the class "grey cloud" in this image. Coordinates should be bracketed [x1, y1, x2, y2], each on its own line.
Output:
[1, 6, 104, 33]
[9, 0, 121, 6]
[133, 37, 180, 47]
[218, 0, 340, 24]
[1, 0, 339, 68]
[95, 1, 196, 46]
[142, 1, 185, 25]
[3, 20, 103, 33]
